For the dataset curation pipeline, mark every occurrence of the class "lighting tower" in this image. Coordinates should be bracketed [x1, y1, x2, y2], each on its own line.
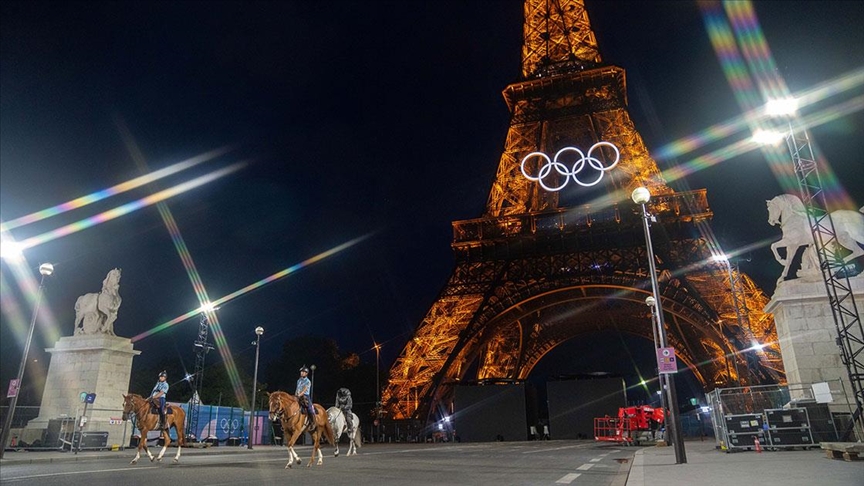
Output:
[187, 312, 215, 440]
[768, 99, 863, 439]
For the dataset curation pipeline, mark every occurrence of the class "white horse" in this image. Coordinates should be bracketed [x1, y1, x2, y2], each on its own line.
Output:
[326, 407, 361, 456]
[767, 194, 864, 283]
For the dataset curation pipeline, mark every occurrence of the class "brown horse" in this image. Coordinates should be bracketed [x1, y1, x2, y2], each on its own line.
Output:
[122, 393, 186, 465]
[268, 391, 335, 468]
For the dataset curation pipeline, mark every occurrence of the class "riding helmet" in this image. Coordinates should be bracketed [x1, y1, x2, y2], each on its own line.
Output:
[299, 366, 309, 373]
[159, 370, 167, 377]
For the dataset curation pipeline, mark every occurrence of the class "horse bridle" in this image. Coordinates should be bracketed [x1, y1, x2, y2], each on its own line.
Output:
[271, 397, 299, 421]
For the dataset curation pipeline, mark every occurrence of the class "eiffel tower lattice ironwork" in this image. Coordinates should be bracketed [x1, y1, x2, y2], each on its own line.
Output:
[381, 0, 785, 423]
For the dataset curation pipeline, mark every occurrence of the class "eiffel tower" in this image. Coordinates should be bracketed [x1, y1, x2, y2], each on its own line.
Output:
[381, 0, 785, 422]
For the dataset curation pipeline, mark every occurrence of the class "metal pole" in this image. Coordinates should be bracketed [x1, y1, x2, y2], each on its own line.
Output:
[247, 328, 262, 450]
[647, 301, 668, 435]
[0, 269, 50, 459]
[310, 364, 316, 403]
[375, 343, 381, 442]
[638, 200, 687, 464]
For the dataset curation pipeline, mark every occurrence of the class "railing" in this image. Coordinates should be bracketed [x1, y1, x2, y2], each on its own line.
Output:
[453, 190, 711, 244]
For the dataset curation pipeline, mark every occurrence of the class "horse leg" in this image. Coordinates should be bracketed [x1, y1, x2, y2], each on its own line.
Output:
[171, 422, 182, 463]
[142, 428, 156, 462]
[131, 440, 143, 465]
[156, 429, 170, 462]
[285, 428, 303, 469]
[309, 433, 320, 467]
[348, 430, 356, 456]
[770, 241, 786, 265]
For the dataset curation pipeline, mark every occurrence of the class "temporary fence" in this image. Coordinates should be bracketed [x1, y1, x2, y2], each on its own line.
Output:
[707, 379, 860, 452]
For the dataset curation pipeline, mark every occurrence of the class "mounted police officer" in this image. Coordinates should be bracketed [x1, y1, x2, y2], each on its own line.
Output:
[335, 388, 354, 436]
[295, 366, 316, 427]
[150, 371, 169, 430]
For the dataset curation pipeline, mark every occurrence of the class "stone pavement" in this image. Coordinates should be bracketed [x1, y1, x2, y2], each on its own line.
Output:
[626, 439, 863, 486]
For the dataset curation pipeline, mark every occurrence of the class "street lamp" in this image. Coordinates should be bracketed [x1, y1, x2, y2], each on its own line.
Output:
[0, 262, 54, 459]
[374, 342, 381, 442]
[632, 187, 687, 464]
[247, 326, 264, 450]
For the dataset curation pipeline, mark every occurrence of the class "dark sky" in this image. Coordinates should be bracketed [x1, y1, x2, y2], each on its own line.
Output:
[2, 1, 863, 404]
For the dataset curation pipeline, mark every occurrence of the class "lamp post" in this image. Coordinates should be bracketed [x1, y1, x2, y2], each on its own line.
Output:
[374, 342, 381, 442]
[0, 262, 54, 459]
[632, 187, 687, 464]
[247, 326, 264, 450]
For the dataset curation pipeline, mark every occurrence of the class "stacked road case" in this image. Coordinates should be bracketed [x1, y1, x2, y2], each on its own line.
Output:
[723, 413, 766, 451]
[764, 408, 815, 449]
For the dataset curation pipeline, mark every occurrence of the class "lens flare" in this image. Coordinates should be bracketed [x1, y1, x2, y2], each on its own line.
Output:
[14, 162, 246, 251]
[0, 147, 232, 232]
[131, 233, 373, 343]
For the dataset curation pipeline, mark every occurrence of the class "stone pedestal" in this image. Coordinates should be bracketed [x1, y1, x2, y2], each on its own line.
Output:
[764, 276, 864, 410]
[23, 334, 140, 448]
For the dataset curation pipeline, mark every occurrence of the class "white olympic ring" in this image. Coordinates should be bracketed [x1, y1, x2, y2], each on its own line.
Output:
[520, 141, 620, 191]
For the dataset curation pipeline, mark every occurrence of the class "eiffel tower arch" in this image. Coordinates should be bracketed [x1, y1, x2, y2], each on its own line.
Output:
[382, 0, 785, 423]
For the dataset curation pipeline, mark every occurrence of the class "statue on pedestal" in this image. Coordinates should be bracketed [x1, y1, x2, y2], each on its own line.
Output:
[767, 194, 864, 285]
[74, 268, 122, 336]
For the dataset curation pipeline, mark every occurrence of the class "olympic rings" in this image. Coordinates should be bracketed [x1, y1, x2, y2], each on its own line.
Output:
[519, 141, 620, 191]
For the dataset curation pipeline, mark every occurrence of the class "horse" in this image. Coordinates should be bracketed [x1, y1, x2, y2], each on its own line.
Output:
[326, 406, 362, 456]
[122, 393, 186, 465]
[268, 391, 336, 468]
[767, 194, 864, 283]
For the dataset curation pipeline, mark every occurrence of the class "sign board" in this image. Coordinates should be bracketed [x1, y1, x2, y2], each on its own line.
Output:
[6, 379, 20, 398]
[656, 347, 678, 374]
[85, 393, 97, 404]
[812, 382, 833, 403]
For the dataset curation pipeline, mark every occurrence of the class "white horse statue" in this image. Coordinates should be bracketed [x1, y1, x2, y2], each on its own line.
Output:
[74, 268, 122, 335]
[326, 406, 361, 456]
[767, 194, 864, 284]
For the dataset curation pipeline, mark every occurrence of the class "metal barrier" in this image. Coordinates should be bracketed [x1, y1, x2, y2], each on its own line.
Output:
[707, 379, 861, 452]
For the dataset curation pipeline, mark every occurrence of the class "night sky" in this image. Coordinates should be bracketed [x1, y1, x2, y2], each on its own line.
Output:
[2, 1, 863, 406]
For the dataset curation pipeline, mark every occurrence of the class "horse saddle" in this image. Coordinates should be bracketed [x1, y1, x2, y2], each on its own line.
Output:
[149, 403, 174, 415]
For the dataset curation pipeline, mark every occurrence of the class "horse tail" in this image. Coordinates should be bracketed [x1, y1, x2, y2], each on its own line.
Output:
[323, 415, 336, 447]
[176, 408, 187, 447]
[353, 419, 362, 449]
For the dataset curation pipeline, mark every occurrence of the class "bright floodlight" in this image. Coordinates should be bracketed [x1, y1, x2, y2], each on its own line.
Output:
[750, 341, 767, 352]
[631, 186, 651, 205]
[199, 302, 219, 313]
[752, 129, 785, 145]
[255, 326, 264, 335]
[39, 263, 54, 276]
[712, 254, 729, 263]
[765, 98, 798, 117]
[0, 240, 24, 261]
[645, 296, 656, 307]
